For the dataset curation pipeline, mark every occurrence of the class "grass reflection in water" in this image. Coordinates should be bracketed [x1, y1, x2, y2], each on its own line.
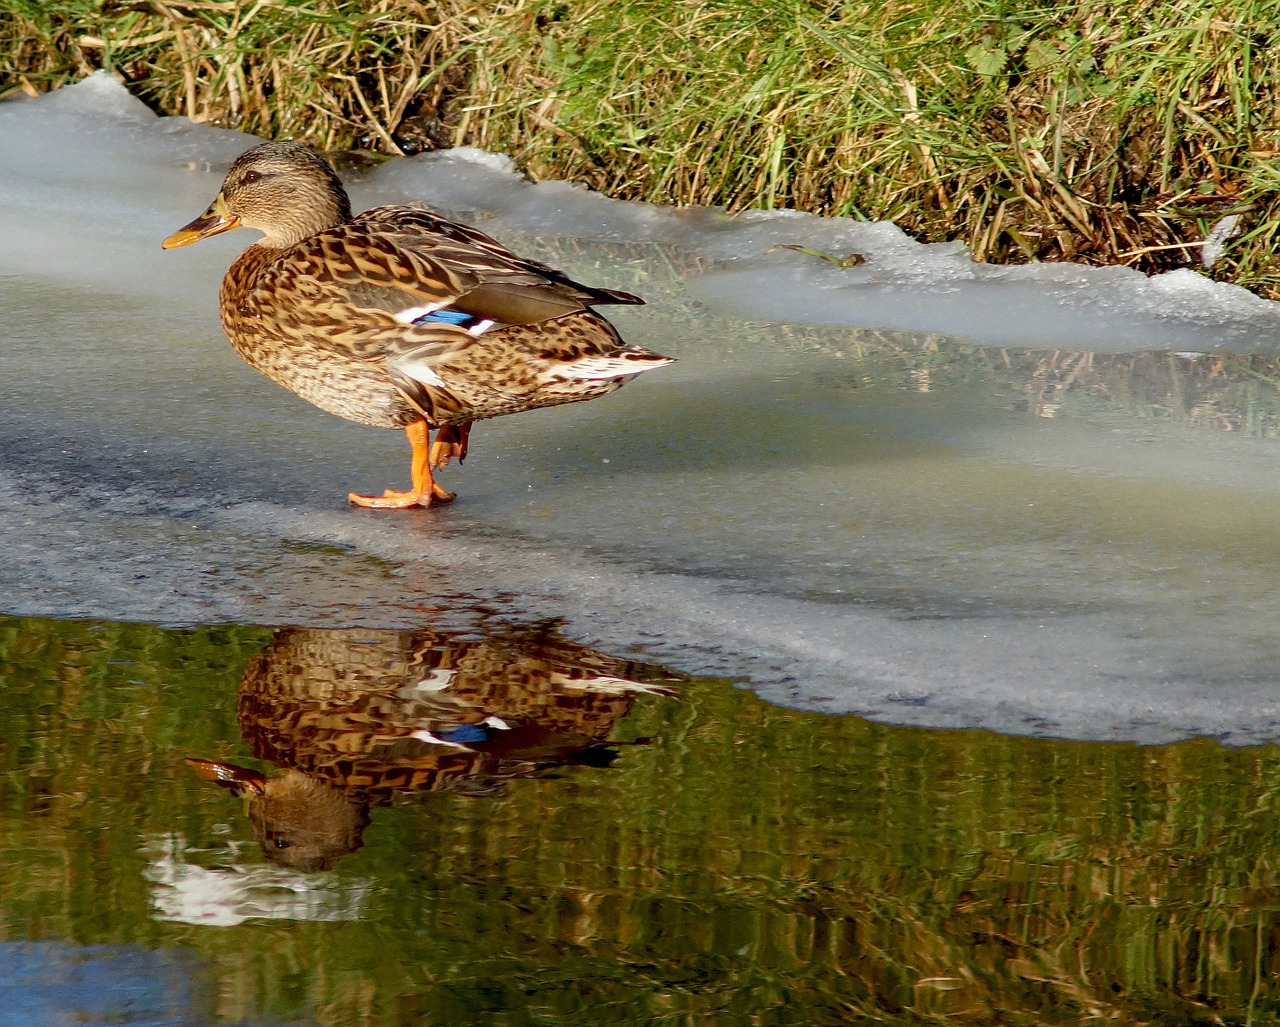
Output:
[0, 614, 1276, 1025]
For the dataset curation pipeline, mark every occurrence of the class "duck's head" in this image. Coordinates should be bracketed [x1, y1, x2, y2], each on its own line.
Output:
[162, 141, 353, 251]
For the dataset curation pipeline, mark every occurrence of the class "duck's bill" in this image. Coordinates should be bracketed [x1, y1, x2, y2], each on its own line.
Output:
[184, 757, 267, 795]
[162, 197, 240, 249]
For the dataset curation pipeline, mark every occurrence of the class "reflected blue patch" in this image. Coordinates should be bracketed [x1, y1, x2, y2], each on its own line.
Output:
[438, 722, 491, 744]
[0, 941, 205, 1027]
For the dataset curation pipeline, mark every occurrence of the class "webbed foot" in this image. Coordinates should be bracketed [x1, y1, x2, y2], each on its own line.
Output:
[348, 482, 455, 509]
[348, 421, 456, 509]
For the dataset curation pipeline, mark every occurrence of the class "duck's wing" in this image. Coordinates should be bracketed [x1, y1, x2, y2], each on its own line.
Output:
[356, 205, 645, 316]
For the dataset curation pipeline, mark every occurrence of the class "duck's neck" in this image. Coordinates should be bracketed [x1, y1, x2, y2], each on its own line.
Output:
[258, 202, 353, 248]
[219, 245, 280, 337]
[257, 191, 352, 248]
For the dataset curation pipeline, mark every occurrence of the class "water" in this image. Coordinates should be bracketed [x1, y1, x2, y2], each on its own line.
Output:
[6, 73, 1280, 1022]
[1, 613, 1278, 1025]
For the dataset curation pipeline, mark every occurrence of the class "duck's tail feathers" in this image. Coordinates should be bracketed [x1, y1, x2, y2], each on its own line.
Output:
[557, 352, 676, 381]
[585, 285, 646, 306]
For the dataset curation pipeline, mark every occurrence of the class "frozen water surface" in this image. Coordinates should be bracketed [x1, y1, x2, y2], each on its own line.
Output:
[6, 73, 1280, 743]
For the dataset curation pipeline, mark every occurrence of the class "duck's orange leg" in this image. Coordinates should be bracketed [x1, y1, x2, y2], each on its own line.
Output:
[348, 421, 455, 509]
[430, 422, 472, 469]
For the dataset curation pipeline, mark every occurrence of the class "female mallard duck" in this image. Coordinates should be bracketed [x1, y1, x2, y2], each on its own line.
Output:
[162, 141, 673, 508]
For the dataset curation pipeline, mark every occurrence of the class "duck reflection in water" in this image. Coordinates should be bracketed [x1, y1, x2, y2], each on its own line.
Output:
[188, 623, 679, 872]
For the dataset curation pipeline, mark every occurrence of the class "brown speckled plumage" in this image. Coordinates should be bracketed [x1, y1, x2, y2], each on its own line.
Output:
[164, 141, 674, 507]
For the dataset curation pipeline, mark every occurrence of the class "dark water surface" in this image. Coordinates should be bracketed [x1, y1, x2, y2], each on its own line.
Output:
[0, 615, 1277, 1025]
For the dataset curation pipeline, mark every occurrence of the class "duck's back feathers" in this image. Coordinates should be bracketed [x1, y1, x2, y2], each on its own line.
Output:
[236, 205, 642, 338]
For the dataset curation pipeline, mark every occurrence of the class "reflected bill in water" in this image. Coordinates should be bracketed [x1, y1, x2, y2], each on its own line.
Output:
[186, 624, 680, 871]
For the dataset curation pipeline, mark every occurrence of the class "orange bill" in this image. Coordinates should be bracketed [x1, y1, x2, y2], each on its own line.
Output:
[162, 194, 240, 249]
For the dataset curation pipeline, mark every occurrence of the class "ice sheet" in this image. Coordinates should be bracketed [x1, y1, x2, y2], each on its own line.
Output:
[6, 73, 1280, 744]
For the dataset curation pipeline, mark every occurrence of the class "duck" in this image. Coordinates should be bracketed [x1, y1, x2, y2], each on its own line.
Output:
[162, 141, 674, 508]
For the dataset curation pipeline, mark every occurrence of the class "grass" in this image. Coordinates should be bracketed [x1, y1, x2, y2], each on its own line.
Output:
[5, 0, 1280, 294]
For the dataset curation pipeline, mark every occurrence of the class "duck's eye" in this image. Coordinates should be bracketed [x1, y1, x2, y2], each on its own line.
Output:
[240, 169, 262, 185]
